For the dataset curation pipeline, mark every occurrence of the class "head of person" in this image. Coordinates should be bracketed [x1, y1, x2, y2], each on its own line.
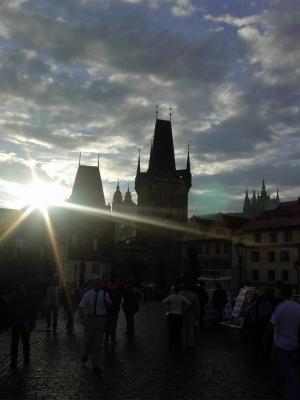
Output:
[94, 277, 102, 291]
[280, 284, 293, 300]
[173, 284, 180, 294]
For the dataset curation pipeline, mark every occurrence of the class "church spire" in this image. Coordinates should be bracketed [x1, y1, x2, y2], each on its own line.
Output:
[186, 143, 191, 172]
[243, 189, 251, 217]
[136, 148, 141, 175]
[148, 118, 176, 172]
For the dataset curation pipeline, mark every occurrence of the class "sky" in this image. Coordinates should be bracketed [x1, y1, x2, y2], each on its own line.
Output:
[0, 0, 299, 215]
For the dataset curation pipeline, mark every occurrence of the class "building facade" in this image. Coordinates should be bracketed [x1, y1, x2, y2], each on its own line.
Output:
[180, 213, 248, 293]
[240, 200, 300, 291]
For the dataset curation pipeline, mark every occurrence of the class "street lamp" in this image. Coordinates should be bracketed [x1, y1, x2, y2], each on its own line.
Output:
[235, 241, 245, 288]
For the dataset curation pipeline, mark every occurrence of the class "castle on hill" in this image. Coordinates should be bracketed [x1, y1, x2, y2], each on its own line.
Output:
[242, 180, 280, 217]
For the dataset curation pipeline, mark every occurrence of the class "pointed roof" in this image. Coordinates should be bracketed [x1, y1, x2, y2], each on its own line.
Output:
[261, 178, 267, 197]
[124, 185, 132, 203]
[112, 180, 122, 205]
[148, 119, 176, 172]
[136, 149, 141, 175]
[69, 164, 106, 208]
[186, 144, 191, 173]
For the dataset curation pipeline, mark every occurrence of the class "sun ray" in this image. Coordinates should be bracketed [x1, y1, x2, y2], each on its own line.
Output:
[42, 207, 65, 283]
[0, 205, 35, 245]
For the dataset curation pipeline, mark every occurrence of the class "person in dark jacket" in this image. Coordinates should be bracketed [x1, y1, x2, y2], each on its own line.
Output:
[122, 282, 139, 337]
[212, 283, 228, 325]
[195, 281, 209, 329]
[8, 284, 36, 369]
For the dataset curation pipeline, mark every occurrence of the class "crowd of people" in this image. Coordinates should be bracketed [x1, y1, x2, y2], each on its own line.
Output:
[1, 277, 300, 398]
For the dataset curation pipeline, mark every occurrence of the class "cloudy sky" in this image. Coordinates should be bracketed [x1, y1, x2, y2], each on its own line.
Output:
[0, 0, 299, 215]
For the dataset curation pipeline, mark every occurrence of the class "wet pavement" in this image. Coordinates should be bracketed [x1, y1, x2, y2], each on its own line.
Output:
[0, 302, 276, 399]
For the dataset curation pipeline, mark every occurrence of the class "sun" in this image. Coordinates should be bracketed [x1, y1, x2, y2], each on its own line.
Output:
[21, 179, 67, 211]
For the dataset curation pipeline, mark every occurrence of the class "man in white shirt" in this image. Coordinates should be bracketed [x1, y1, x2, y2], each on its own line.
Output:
[267, 284, 300, 398]
[79, 277, 111, 374]
[162, 285, 191, 351]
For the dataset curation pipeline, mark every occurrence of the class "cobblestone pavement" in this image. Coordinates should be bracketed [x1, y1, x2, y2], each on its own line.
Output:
[0, 302, 277, 399]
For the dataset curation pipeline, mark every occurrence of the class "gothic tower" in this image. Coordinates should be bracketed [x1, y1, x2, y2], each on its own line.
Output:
[135, 118, 191, 225]
[69, 155, 109, 209]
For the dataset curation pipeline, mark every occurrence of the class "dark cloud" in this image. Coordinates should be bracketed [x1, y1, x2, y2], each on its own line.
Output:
[0, 0, 299, 212]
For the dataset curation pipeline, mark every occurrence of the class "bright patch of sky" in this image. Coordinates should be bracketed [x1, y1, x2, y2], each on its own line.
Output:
[0, 0, 299, 213]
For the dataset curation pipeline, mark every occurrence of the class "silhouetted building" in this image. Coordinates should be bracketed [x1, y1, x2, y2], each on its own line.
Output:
[181, 213, 248, 293]
[243, 180, 280, 217]
[64, 158, 114, 285]
[135, 118, 191, 247]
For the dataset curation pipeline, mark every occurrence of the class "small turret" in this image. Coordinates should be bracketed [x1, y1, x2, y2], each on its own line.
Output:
[112, 180, 123, 212]
[243, 189, 251, 217]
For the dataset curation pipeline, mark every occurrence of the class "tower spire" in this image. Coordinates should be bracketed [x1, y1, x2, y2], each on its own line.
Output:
[79, 152, 81, 166]
[156, 105, 159, 120]
[98, 154, 100, 168]
[169, 107, 172, 122]
[186, 143, 190, 172]
[136, 148, 141, 175]
[148, 119, 176, 172]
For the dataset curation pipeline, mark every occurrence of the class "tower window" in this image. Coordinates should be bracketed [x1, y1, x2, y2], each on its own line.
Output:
[280, 250, 289, 262]
[270, 232, 277, 243]
[268, 251, 275, 262]
[284, 231, 292, 242]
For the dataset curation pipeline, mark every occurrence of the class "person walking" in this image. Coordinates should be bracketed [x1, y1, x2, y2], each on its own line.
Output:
[195, 281, 208, 329]
[104, 276, 123, 345]
[79, 277, 111, 374]
[251, 288, 274, 359]
[8, 284, 36, 369]
[122, 282, 140, 338]
[212, 283, 228, 326]
[162, 285, 191, 352]
[46, 280, 61, 334]
[180, 282, 200, 349]
[264, 284, 300, 399]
